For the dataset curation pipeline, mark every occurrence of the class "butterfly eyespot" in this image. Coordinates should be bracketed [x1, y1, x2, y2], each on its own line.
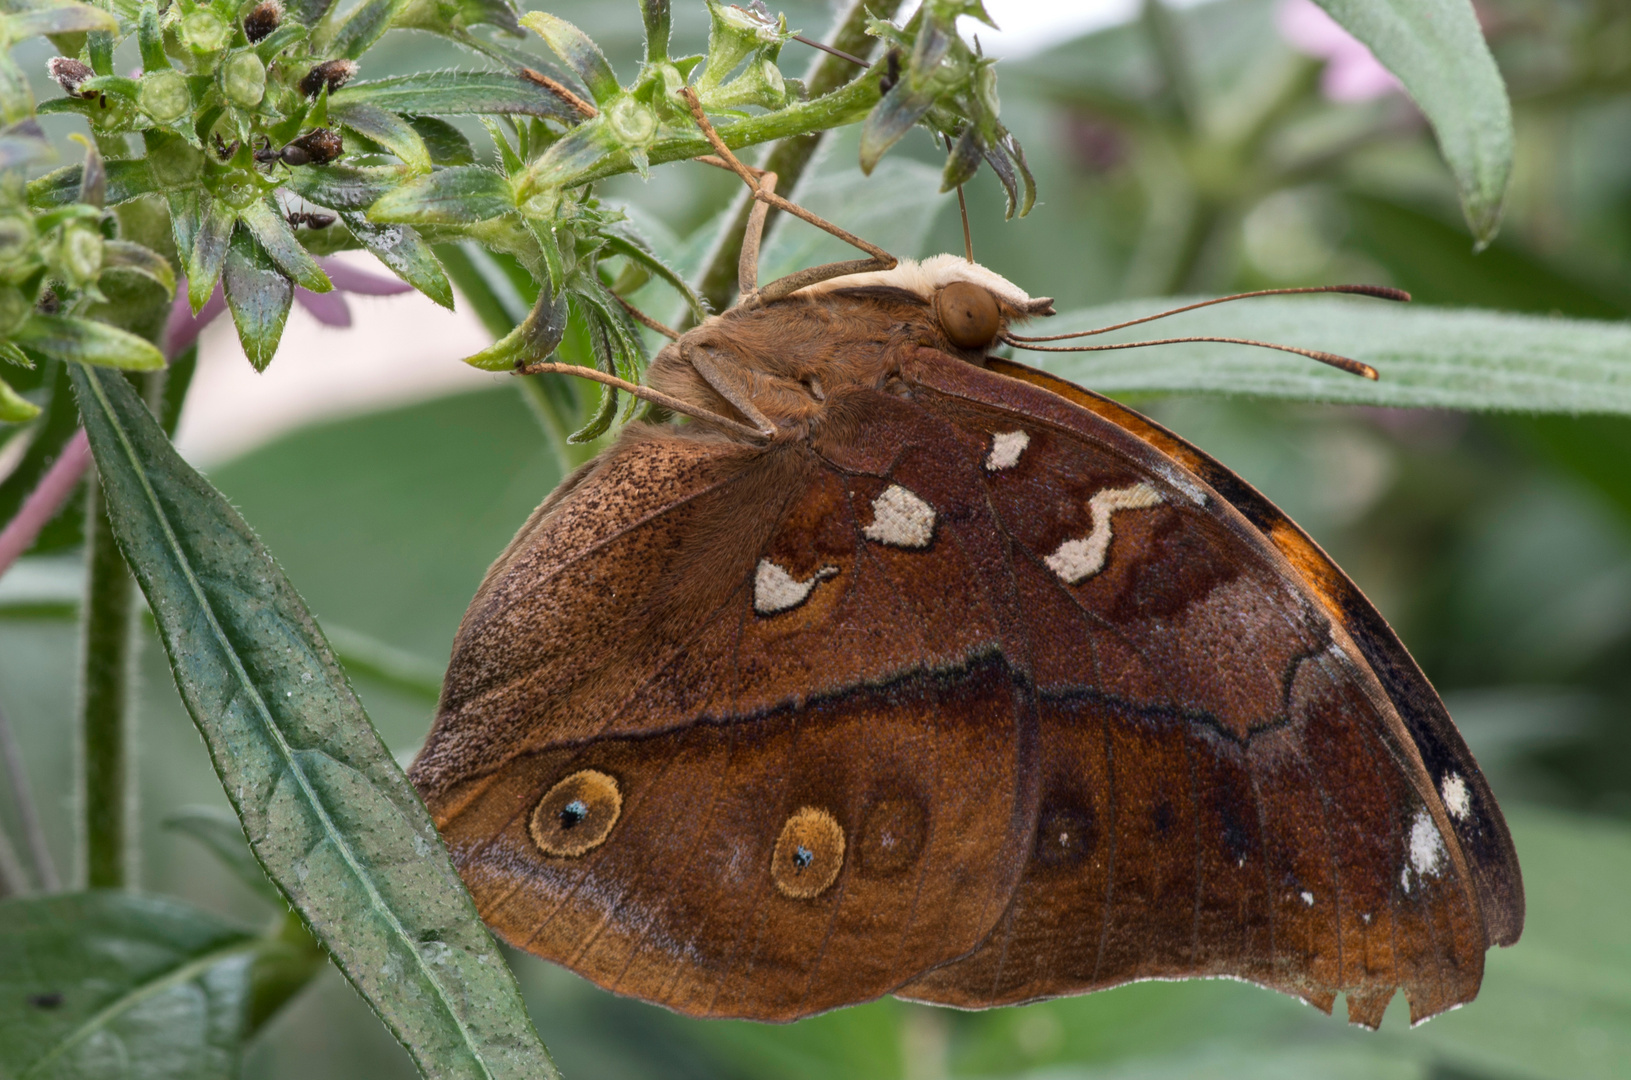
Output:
[934, 280, 1001, 350]
[857, 795, 926, 878]
[772, 806, 844, 899]
[531, 770, 621, 857]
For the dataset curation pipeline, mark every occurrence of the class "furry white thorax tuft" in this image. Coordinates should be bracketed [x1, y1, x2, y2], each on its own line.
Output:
[791, 254, 1044, 313]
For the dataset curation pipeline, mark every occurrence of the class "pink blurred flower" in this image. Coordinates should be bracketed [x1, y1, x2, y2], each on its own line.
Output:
[164, 256, 413, 358]
[1278, 0, 1401, 102]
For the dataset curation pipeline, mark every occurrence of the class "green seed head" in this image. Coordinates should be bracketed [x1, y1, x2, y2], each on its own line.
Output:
[0, 286, 29, 337]
[138, 70, 191, 124]
[58, 225, 104, 285]
[0, 216, 36, 271]
[221, 51, 267, 108]
[180, 10, 230, 53]
[606, 97, 657, 147]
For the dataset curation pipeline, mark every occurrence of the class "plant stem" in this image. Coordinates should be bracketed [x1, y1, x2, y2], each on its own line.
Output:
[79, 466, 137, 890]
[77, 370, 165, 891]
[695, 0, 906, 314]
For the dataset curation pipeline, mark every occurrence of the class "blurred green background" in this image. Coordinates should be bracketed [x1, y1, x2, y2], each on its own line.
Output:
[4, 0, 1631, 1076]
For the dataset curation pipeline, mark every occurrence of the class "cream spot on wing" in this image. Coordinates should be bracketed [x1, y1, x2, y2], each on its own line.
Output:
[1044, 482, 1164, 584]
[1300, 890, 1315, 906]
[863, 484, 936, 548]
[1408, 807, 1447, 880]
[1441, 773, 1471, 822]
[754, 559, 838, 615]
[985, 430, 1030, 471]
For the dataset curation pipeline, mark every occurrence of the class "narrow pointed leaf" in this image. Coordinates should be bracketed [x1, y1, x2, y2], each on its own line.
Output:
[367, 165, 513, 225]
[1031, 299, 1631, 413]
[519, 12, 620, 104]
[255, 22, 309, 62]
[0, 376, 39, 422]
[1313, 0, 1513, 246]
[328, 0, 411, 60]
[66, 363, 559, 1079]
[462, 279, 568, 370]
[602, 231, 705, 323]
[340, 213, 455, 308]
[860, 82, 935, 173]
[28, 159, 157, 208]
[189, 196, 235, 312]
[165, 806, 283, 907]
[221, 226, 292, 371]
[103, 240, 177, 297]
[12, 316, 164, 370]
[284, 162, 403, 211]
[409, 116, 475, 165]
[241, 199, 333, 293]
[330, 101, 431, 171]
[137, 1, 169, 72]
[0, 892, 257, 1079]
[7, 2, 117, 38]
[330, 71, 579, 122]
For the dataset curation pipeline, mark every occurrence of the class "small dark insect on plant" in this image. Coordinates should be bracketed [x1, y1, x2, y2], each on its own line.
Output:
[879, 49, 902, 93]
[299, 59, 358, 98]
[254, 128, 343, 168]
[285, 210, 335, 229]
[242, 0, 283, 43]
[213, 133, 239, 161]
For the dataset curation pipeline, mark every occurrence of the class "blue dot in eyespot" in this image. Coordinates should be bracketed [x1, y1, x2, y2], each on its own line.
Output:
[559, 799, 589, 829]
[793, 845, 813, 871]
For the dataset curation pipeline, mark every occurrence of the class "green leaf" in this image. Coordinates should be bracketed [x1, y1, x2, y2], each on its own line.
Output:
[0, 891, 257, 1080]
[462, 277, 568, 371]
[285, 162, 404, 211]
[66, 363, 560, 1080]
[254, 22, 309, 63]
[166, 805, 283, 907]
[367, 165, 513, 225]
[327, 0, 411, 59]
[329, 101, 431, 171]
[103, 239, 177, 297]
[0, 375, 39, 422]
[136, 0, 169, 72]
[12, 316, 164, 370]
[339, 213, 455, 309]
[240, 199, 333, 293]
[1026, 298, 1631, 413]
[330, 71, 580, 123]
[409, 115, 475, 165]
[28, 159, 157, 208]
[6, 2, 118, 39]
[188, 195, 235, 312]
[1312, 0, 1513, 246]
[221, 225, 292, 371]
[519, 12, 620, 105]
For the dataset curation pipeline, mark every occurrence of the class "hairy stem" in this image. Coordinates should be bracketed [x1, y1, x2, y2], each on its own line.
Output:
[79, 468, 137, 890]
[695, 0, 906, 314]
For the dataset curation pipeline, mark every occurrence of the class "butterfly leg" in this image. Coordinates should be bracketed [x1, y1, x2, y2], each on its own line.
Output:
[678, 87, 896, 309]
[680, 340, 779, 438]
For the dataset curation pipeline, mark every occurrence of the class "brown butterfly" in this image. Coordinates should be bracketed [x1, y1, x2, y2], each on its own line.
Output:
[408, 91, 1523, 1028]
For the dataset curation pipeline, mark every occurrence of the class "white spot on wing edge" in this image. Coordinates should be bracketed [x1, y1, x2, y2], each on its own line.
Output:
[1441, 773, 1471, 821]
[862, 484, 936, 548]
[1044, 482, 1165, 584]
[754, 559, 838, 615]
[985, 430, 1030, 471]
[1300, 891, 1315, 906]
[1408, 807, 1447, 879]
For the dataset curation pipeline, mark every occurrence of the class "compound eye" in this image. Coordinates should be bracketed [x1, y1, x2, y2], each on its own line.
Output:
[935, 281, 1001, 350]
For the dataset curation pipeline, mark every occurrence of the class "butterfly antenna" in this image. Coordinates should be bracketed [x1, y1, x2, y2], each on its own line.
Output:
[790, 33, 868, 67]
[999, 333, 1379, 380]
[517, 361, 773, 440]
[1005, 284, 1409, 343]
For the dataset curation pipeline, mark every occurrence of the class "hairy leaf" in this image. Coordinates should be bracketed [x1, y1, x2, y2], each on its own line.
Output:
[340, 213, 455, 308]
[330, 101, 432, 171]
[331, 71, 580, 123]
[221, 226, 293, 371]
[11, 316, 165, 370]
[66, 364, 559, 1080]
[367, 165, 514, 225]
[241, 199, 333, 293]
[1313, 0, 1513, 246]
[519, 12, 620, 104]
